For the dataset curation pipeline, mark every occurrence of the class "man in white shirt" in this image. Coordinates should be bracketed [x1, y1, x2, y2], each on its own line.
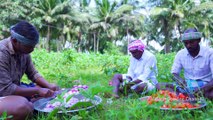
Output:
[171, 28, 213, 99]
[110, 40, 158, 98]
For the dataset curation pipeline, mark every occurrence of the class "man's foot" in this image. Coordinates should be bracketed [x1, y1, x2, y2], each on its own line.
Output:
[112, 94, 120, 99]
[108, 81, 113, 86]
[134, 83, 147, 93]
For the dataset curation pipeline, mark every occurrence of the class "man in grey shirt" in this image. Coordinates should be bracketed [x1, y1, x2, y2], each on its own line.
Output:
[0, 21, 59, 119]
[171, 28, 213, 100]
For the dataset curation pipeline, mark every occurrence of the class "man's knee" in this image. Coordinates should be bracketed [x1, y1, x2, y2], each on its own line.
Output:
[135, 83, 147, 93]
[205, 91, 213, 100]
[113, 74, 122, 81]
[18, 97, 33, 111]
[10, 96, 33, 119]
[210, 92, 213, 99]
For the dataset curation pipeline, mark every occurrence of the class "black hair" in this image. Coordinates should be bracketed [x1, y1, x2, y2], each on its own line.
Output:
[11, 21, 39, 42]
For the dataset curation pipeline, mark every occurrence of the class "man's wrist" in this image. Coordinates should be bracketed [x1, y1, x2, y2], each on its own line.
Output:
[34, 87, 40, 94]
[126, 76, 132, 80]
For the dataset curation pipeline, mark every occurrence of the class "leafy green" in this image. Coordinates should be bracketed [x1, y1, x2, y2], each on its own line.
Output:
[68, 101, 93, 110]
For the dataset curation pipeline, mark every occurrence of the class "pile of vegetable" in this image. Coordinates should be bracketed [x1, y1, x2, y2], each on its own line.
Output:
[146, 90, 202, 109]
[43, 85, 92, 112]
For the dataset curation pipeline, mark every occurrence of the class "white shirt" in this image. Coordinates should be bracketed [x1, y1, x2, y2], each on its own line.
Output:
[126, 50, 158, 85]
[171, 46, 213, 82]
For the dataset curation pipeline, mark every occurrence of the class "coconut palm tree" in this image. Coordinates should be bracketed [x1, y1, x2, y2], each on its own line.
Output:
[88, 0, 137, 53]
[0, 0, 30, 39]
[148, 0, 194, 53]
[30, 0, 72, 52]
[185, 1, 213, 45]
[64, 6, 95, 52]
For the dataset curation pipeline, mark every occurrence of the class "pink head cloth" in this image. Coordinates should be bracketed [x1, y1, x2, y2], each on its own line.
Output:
[128, 40, 145, 51]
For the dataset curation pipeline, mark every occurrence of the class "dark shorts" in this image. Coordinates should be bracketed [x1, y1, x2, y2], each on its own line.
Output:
[176, 79, 207, 93]
[20, 82, 36, 88]
[20, 82, 36, 101]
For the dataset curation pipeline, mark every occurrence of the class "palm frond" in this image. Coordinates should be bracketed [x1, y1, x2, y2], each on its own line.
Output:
[150, 7, 170, 16]
[191, 2, 213, 13]
[51, 1, 70, 15]
[32, 7, 46, 15]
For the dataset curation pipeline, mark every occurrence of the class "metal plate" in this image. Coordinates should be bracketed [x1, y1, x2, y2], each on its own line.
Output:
[140, 96, 207, 110]
[33, 94, 102, 113]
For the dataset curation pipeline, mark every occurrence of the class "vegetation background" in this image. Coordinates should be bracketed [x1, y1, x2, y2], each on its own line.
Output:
[0, 0, 213, 53]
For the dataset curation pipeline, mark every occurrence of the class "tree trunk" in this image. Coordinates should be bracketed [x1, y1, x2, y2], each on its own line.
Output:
[47, 24, 51, 52]
[58, 35, 64, 51]
[163, 19, 170, 53]
[177, 20, 182, 35]
[96, 32, 99, 53]
[77, 31, 82, 52]
[93, 32, 96, 52]
[146, 40, 149, 46]
[126, 28, 130, 55]
[56, 39, 60, 52]
[164, 39, 170, 53]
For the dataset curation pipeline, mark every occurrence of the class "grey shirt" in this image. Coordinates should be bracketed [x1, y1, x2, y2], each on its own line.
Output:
[171, 46, 213, 82]
[0, 38, 42, 96]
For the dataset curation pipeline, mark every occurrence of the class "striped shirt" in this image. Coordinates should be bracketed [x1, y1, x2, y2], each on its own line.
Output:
[0, 38, 41, 96]
[126, 50, 158, 85]
[171, 46, 213, 82]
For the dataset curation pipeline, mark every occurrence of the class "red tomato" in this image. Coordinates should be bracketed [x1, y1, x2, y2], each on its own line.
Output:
[161, 104, 169, 108]
[147, 96, 154, 105]
[168, 92, 177, 99]
[178, 93, 186, 100]
[180, 103, 186, 108]
[159, 90, 164, 95]
[185, 102, 193, 108]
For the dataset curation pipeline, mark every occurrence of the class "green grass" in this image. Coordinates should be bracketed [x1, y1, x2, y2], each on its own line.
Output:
[17, 49, 213, 120]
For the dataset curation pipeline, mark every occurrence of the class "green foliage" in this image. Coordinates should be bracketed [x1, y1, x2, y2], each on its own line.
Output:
[50, 90, 70, 104]
[156, 53, 176, 82]
[68, 101, 93, 110]
[80, 82, 113, 99]
[0, 0, 31, 39]
[101, 54, 129, 75]
[62, 49, 78, 63]
[0, 111, 13, 120]
[46, 108, 59, 120]
[103, 42, 123, 55]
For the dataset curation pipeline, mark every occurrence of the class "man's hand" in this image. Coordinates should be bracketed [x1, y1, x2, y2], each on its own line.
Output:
[194, 85, 211, 95]
[126, 76, 132, 82]
[172, 73, 186, 86]
[38, 88, 54, 98]
[35, 77, 60, 91]
[133, 79, 143, 84]
[48, 83, 60, 91]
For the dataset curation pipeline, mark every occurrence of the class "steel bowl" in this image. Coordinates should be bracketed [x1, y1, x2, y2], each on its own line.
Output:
[33, 94, 102, 113]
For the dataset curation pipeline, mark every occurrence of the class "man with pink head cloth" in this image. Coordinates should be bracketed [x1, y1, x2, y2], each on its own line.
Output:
[110, 40, 158, 98]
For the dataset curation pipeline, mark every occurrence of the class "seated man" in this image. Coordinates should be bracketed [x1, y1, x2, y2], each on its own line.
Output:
[171, 28, 213, 100]
[110, 40, 158, 98]
[0, 21, 59, 119]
